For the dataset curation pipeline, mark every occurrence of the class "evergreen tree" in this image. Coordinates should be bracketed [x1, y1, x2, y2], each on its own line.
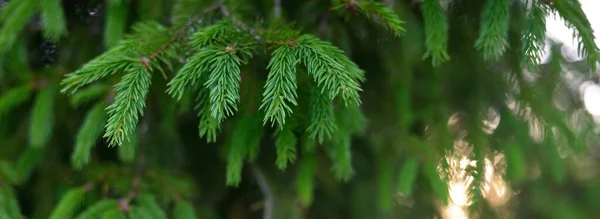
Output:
[0, 0, 599, 218]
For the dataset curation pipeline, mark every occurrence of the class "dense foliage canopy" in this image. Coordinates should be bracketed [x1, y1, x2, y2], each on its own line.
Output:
[1, 0, 600, 218]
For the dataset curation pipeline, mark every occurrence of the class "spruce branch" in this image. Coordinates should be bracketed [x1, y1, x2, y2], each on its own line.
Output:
[48, 183, 94, 219]
[195, 88, 221, 143]
[29, 86, 56, 148]
[188, 20, 238, 48]
[0, 185, 23, 219]
[204, 45, 246, 123]
[226, 116, 263, 186]
[307, 88, 337, 143]
[260, 45, 299, 128]
[0, 0, 38, 52]
[71, 102, 107, 169]
[521, 1, 547, 72]
[329, 107, 356, 181]
[136, 194, 168, 219]
[40, 0, 67, 41]
[174, 201, 197, 219]
[550, 0, 600, 71]
[422, 0, 450, 66]
[274, 128, 297, 169]
[336, 0, 405, 37]
[105, 0, 128, 48]
[297, 152, 316, 206]
[60, 49, 135, 95]
[74, 199, 119, 219]
[297, 35, 363, 106]
[475, 0, 510, 61]
[104, 64, 152, 146]
[167, 44, 221, 100]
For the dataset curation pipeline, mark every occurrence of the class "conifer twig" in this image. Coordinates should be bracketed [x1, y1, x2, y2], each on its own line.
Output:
[250, 164, 273, 219]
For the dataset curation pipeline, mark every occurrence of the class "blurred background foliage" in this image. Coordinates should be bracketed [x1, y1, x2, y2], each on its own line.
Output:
[1, 0, 600, 218]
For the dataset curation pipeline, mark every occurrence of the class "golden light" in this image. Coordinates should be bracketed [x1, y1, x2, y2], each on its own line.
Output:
[438, 112, 513, 219]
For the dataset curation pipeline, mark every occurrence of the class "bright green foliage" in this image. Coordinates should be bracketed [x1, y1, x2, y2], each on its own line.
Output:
[71, 103, 107, 169]
[297, 35, 363, 105]
[330, 132, 353, 181]
[475, 0, 510, 61]
[423, 162, 449, 205]
[521, 1, 548, 71]
[2, 0, 600, 218]
[0, 0, 38, 52]
[195, 89, 221, 143]
[128, 206, 154, 219]
[136, 194, 167, 219]
[118, 130, 138, 163]
[503, 141, 527, 183]
[261, 45, 299, 128]
[28, 86, 56, 148]
[188, 20, 239, 48]
[0, 85, 32, 118]
[167, 46, 220, 101]
[396, 157, 419, 197]
[75, 199, 118, 219]
[69, 84, 110, 107]
[101, 208, 126, 219]
[225, 116, 261, 186]
[48, 186, 89, 219]
[105, 0, 129, 48]
[332, 0, 405, 37]
[422, 0, 450, 66]
[296, 152, 316, 206]
[60, 50, 133, 95]
[0, 186, 22, 219]
[275, 128, 297, 169]
[307, 88, 337, 143]
[104, 65, 151, 146]
[40, 0, 67, 41]
[356, 1, 405, 36]
[377, 158, 395, 210]
[61, 21, 175, 94]
[174, 201, 197, 219]
[204, 48, 245, 123]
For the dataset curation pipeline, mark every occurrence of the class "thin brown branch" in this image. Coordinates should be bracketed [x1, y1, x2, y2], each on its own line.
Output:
[219, 4, 263, 41]
[117, 116, 150, 211]
[140, 3, 221, 69]
[250, 164, 273, 219]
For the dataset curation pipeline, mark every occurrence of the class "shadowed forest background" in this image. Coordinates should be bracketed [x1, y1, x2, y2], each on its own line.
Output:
[1, 0, 600, 218]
